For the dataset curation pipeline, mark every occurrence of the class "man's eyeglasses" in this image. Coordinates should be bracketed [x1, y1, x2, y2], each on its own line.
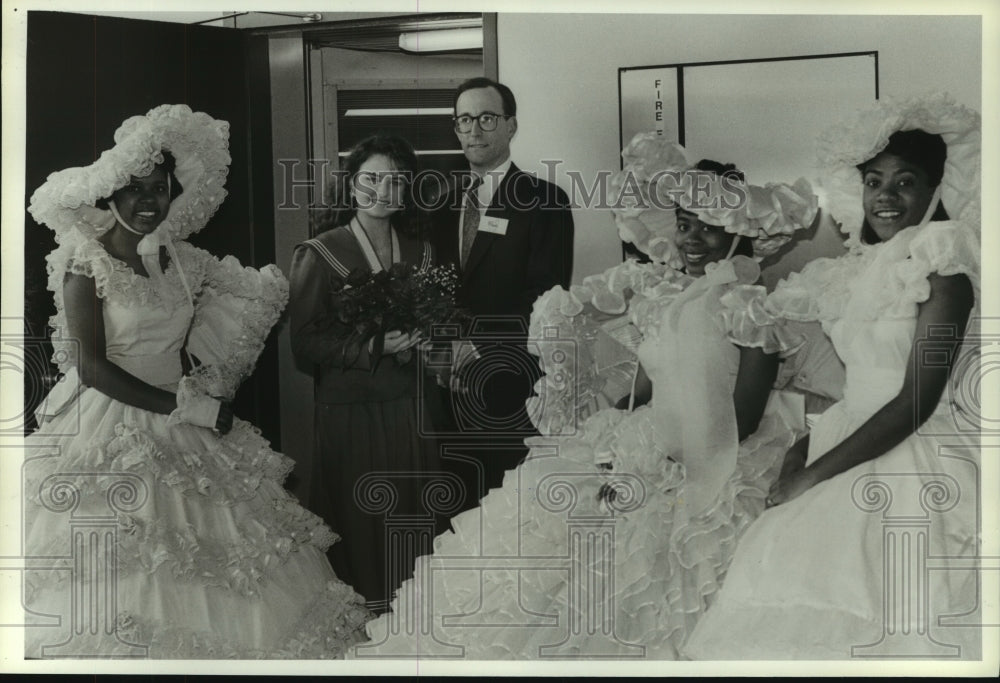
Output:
[452, 112, 511, 133]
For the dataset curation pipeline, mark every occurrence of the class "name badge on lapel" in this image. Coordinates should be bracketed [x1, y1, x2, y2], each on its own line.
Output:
[479, 216, 509, 236]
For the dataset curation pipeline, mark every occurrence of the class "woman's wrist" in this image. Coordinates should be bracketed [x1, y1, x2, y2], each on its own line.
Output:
[801, 459, 831, 489]
[789, 445, 808, 463]
[168, 378, 222, 430]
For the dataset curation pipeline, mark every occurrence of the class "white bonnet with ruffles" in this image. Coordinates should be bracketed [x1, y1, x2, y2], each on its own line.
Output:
[815, 92, 980, 248]
[608, 132, 819, 269]
[28, 104, 231, 246]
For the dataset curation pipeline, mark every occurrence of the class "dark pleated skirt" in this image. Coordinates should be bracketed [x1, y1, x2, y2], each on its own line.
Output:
[311, 396, 444, 612]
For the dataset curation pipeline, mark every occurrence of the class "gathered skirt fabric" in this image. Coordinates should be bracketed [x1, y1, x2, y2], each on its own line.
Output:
[355, 396, 799, 660]
[313, 396, 442, 612]
[683, 405, 982, 660]
[23, 387, 371, 659]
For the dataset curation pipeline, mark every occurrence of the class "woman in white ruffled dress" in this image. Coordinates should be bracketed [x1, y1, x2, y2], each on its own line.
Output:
[22, 105, 370, 658]
[685, 94, 983, 659]
[355, 137, 818, 659]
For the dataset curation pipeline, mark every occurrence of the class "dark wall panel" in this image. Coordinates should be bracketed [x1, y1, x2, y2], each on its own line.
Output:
[24, 11, 279, 443]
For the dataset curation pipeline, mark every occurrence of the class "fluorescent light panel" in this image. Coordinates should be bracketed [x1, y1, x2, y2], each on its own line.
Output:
[398, 28, 483, 52]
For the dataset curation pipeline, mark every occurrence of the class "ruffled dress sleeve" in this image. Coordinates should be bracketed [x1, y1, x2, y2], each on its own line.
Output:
[763, 253, 864, 325]
[901, 219, 981, 425]
[182, 244, 290, 401]
[43, 238, 128, 376]
[834, 219, 978, 323]
[57, 238, 118, 298]
[719, 284, 806, 359]
[527, 259, 688, 436]
[899, 219, 980, 305]
[33, 239, 115, 424]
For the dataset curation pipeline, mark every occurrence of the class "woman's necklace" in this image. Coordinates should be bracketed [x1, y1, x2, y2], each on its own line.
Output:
[352, 217, 396, 271]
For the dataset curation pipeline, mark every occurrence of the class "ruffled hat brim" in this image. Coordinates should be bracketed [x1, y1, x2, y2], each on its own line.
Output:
[28, 104, 231, 245]
[815, 92, 980, 248]
[608, 132, 818, 267]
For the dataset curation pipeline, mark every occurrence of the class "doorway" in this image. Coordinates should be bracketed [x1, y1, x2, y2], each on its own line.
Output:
[262, 13, 496, 505]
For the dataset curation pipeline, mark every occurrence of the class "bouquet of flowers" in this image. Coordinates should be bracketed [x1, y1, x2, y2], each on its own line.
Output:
[326, 262, 469, 372]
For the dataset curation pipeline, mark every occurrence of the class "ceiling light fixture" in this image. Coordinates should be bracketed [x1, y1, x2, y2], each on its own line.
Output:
[398, 28, 483, 53]
[343, 108, 454, 117]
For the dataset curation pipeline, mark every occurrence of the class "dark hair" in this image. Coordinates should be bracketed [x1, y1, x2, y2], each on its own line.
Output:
[860, 129, 947, 187]
[312, 134, 425, 237]
[453, 77, 517, 117]
[694, 158, 746, 184]
[95, 150, 183, 210]
[857, 128, 949, 244]
[680, 159, 754, 259]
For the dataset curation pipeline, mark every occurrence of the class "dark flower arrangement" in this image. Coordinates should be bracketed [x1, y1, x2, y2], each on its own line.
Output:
[326, 262, 469, 372]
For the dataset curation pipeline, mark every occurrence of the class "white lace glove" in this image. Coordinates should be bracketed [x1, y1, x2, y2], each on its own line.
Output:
[168, 377, 222, 430]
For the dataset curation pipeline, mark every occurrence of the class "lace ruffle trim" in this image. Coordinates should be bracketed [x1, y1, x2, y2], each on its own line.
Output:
[28, 581, 370, 659]
[719, 285, 806, 359]
[24, 422, 336, 598]
[25, 419, 322, 529]
[186, 255, 290, 399]
[45, 239, 210, 373]
[608, 416, 788, 656]
[903, 219, 980, 299]
[50, 238, 209, 306]
[765, 251, 869, 323]
[365, 409, 789, 658]
[26, 506, 337, 603]
[766, 220, 979, 324]
[527, 260, 691, 436]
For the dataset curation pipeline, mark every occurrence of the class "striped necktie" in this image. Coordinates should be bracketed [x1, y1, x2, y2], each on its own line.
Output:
[461, 176, 483, 268]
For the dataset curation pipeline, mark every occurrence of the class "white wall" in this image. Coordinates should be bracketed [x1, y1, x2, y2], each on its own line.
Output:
[496, 13, 981, 284]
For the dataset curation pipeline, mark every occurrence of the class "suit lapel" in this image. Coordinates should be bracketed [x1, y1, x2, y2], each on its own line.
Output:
[463, 164, 519, 281]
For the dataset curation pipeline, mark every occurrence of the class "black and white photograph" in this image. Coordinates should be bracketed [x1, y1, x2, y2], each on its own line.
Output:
[1, 0, 997, 676]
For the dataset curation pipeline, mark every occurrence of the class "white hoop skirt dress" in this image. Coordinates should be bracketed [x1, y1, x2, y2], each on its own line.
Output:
[22, 239, 371, 658]
[684, 220, 983, 660]
[355, 257, 805, 659]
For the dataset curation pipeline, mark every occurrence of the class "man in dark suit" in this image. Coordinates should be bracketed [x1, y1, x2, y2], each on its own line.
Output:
[429, 77, 574, 514]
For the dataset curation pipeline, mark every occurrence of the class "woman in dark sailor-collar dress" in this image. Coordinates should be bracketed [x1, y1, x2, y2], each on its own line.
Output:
[289, 220, 443, 614]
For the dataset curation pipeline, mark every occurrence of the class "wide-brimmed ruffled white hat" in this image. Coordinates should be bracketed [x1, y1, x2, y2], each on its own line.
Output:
[29, 104, 231, 246]
[815, 92, 980, 248]
[607, 132, 818, 269]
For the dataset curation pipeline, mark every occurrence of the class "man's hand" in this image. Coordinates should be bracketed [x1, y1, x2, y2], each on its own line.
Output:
[373, 330, 422, 356]
[421, 341, 452, 388]
[448, 340, 481, 394]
